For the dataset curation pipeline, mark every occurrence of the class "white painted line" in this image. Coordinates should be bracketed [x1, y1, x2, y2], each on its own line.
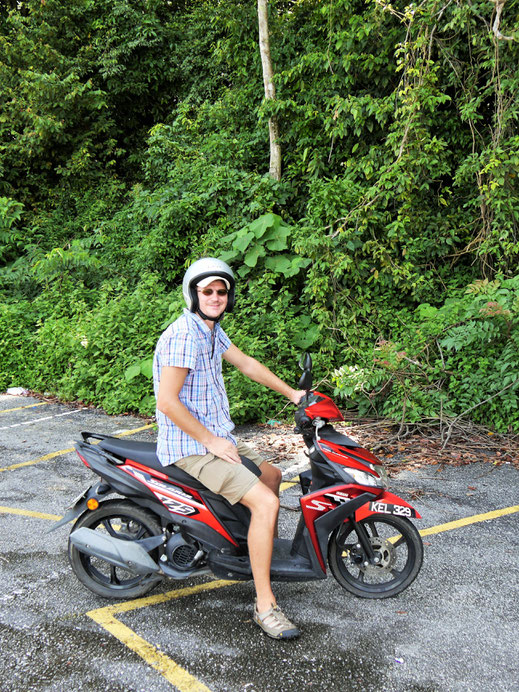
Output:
[0, 408, 85, 431]
[282, 458, 309, 479]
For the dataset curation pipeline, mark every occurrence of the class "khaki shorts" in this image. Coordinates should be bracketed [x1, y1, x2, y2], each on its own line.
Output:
[174, 440, 265, 505]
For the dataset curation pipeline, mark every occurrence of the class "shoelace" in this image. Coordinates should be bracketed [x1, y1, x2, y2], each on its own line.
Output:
[257, 605, 293, 631]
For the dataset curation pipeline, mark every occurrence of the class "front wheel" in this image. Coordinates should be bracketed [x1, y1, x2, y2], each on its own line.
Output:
[68, 500, 163, 599]
[328, 514, 423, 599]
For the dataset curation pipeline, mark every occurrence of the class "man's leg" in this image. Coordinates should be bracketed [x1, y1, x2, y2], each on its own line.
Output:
[239, 481, 278, 613]
[239, 481, 300, 639]
[258, 462, 282, 538]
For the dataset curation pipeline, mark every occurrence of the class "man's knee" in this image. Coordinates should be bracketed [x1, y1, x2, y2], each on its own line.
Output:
[241, 482, 279, 516]
[259, 462, 282, 489]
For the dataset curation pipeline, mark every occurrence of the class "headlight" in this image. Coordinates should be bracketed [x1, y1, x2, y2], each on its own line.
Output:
[343, 466, 388, 488]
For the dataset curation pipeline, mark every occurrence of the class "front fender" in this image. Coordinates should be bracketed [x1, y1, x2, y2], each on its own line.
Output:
[355, 490, 421, 522]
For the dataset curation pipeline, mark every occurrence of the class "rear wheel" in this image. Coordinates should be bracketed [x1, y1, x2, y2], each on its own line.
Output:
[328, 514, 423, 598]
[68, 500, 163, 599]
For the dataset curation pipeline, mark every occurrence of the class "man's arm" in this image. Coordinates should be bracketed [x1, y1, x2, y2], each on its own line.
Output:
[156, 366, 242, 464]
[223, 344, 306, 404]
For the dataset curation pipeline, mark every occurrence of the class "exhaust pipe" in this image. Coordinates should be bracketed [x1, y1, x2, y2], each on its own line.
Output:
[69, 527, 160, 575]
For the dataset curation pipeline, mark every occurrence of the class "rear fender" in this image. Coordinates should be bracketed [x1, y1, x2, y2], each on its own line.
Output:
[355, 491, 421, 521]
[45, 482, 111, 533]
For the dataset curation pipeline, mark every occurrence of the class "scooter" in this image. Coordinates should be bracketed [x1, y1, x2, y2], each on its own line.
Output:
[50, 354, 423, 600]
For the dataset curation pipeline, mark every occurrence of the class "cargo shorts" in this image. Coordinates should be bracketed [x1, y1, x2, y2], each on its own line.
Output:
[174, 440, 265, 505]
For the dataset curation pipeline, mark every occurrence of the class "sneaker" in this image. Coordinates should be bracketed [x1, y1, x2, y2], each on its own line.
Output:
[253, 602, 300, 640]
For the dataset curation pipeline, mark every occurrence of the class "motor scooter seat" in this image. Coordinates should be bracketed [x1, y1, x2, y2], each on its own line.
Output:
[97, 436, 261, 491]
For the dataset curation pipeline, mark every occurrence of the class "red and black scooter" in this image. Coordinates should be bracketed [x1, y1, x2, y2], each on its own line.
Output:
[50, 355, 423, 600]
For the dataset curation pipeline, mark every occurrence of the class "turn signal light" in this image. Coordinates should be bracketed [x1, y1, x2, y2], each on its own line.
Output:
[87, 498, 99, 511]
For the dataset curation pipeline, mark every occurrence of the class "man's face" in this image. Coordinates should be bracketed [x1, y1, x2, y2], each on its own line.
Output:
[197, 279, 229, 320]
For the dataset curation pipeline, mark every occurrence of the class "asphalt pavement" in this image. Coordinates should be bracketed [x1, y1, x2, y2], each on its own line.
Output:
[0, 393, 518, 692]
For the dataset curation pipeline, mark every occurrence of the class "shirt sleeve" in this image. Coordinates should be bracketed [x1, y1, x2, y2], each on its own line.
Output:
[160, 329, 198, 370]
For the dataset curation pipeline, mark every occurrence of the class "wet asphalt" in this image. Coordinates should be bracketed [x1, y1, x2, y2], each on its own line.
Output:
[0, 393, 518, 692]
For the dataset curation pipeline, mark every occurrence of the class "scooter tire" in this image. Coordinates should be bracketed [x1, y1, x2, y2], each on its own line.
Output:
[68, 499, 163, 599]
[328, 514, 423, 599]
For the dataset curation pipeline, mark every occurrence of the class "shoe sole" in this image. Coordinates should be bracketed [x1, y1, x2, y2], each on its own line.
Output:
[253, 617, 300, 640]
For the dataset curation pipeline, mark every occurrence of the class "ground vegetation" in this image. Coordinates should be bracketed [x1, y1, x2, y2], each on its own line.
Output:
[0, 0, 518, 435]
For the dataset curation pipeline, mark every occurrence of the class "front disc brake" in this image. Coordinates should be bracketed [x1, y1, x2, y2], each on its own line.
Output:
[356, 536, 396, 575]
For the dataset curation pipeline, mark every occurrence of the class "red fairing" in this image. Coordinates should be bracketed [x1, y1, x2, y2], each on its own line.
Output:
[299, 483, 383, 572]
[120, 462, 238, 546]
[355, 491, 421, 521]
[305, 391, 344, 421]
[318, 440, 380, 476]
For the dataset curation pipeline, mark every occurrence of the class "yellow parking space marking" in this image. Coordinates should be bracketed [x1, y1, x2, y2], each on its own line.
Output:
[0, 402, 49, 414]
[87, 580, 236, 691]
[0, 423, 155, 473]
[0, 447, 76, 472]
[91, 579, 236, 617]
[419, 505, 519, 537]
[87, 612, 212, 692]
[0, 505, 61, 521]
[115, 423, 157, 438]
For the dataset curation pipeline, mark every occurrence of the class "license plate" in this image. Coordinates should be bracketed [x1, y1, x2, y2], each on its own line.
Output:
[369, 501, 416, 518]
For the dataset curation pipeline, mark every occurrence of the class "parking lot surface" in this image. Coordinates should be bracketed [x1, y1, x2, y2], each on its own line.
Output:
[1, 393, 518, 692]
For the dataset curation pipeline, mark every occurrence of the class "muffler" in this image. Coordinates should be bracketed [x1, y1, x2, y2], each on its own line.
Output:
[69, 527, 160, 575]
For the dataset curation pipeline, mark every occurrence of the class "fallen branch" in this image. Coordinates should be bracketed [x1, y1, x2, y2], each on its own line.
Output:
[441, 380, 517, 449]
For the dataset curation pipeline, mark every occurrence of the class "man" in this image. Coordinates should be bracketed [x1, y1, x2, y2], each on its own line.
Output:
[153, 257, 305, 640]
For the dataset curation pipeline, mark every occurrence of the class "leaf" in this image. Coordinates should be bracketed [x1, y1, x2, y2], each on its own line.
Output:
[248, 212, 277, 238]
[140, 358, 153, 379]
[293, 324, 319, 349]
[244, 244, 266, 267]
[264, 226, 291, 251]
[233, 230, 255, 253]
[218, 249, 236, 264]
[124, 364, 142, 382]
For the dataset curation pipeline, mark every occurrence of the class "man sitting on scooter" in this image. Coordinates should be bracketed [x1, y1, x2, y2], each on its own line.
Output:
[153, 257, 305, 640]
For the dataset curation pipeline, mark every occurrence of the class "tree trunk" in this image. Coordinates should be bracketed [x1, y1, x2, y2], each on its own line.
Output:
[257, 0, 281, 181]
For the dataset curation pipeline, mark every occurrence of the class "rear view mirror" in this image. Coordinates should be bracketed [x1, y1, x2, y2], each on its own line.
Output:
[298, 353, 312, 371]
[297, 353, 313, 391]
[298, 369, 312, 391]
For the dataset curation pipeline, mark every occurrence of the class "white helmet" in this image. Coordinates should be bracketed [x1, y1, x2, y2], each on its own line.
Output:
[182, 257, 236, 317]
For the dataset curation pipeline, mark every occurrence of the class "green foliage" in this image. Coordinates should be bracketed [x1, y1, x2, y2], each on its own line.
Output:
[0, 197, 24, 263]
[219, 212, 310, 277]
[1, 0, 518, 431]
[15, 276, 172, 415]
[332, 277, 519, 431]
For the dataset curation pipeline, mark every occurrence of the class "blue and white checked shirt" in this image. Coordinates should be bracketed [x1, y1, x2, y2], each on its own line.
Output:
[153, 309, 236, 466]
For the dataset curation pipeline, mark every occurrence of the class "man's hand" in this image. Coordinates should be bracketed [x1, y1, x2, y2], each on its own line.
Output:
[290, 389, 308, 405]
[206, 436, 242, 464]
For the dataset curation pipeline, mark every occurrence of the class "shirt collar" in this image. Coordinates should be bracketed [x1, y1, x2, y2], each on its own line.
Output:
[183, 308, 217, 336]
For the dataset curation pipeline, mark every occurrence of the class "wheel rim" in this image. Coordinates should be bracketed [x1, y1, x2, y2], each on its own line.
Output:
[335, 517, 418, 594]
[77, 513, 157, 591]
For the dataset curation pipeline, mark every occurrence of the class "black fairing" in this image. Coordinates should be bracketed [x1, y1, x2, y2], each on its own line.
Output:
[318, 424, 359, 448]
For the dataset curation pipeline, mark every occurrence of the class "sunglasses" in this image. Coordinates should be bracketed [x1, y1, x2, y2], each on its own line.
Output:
[197, 288, 229, 296]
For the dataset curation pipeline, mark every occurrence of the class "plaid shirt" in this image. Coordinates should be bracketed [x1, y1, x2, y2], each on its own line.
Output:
[153, 309, 236, 465]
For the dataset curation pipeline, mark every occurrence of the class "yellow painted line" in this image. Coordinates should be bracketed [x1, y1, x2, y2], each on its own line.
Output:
[280, 481, 297, 492]
[419, 505, 519, 537]
[115, 423, 156, 438]
[0, 505, 61, 521]
[87, 580, 236, 691]
[0, 447, 76, 472]
[0, 402, 49, 414]
[0, 423, 155, 473]
[87, 611, 212, 692]
[95, 579, 236, 616]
